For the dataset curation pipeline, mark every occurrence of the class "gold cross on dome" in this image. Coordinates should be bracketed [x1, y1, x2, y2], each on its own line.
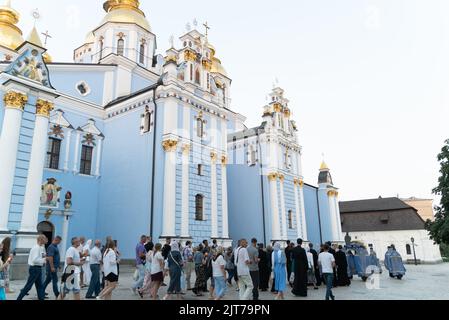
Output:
[41, 30, 52, 46]
[203, 21, 211, 37]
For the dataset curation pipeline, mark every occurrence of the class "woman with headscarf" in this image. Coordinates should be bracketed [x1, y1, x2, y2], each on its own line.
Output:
[82, 239, 93, 286]
[272, 243, 287, 300]
[163, 241, 184, 300]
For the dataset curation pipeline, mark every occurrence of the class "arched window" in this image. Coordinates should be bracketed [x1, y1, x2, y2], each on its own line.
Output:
[141, 107, 152, 133]
[139, 42, 145, 64]
[117, 38, 125, 56]
[195, 68, 201, 85]
[197, 118, 204, 138]
[190, 64, 193, 81]
[288, 210, 293, 229]
[195, 194, 204, 221]
[197, 164, 203, 176]
[406, 244, 412, 255]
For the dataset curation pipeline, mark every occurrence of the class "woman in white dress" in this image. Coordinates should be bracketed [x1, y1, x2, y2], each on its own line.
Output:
[82, 239, 92, 286]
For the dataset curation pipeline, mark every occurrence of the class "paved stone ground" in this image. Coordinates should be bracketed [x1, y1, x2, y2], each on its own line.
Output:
[6, 263, 449, 300]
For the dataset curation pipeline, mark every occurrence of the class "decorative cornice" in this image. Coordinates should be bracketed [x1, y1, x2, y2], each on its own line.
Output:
[294, 178, 304, 188]
[182, 144, 191, 154]
[278, 174, 285, 183]
[210, 152, 218, 163]
[273, 103, 282, 113]
[3, 91, 28, 111]
[36, 99, 55, 118]
[202, 59, 212, 71]
[268, 172, 278, 182]
[221, 155, 227, 166]
[327, 190, 338, 197]
[184, 49, 196, 62]
[162, 139, 178, 152]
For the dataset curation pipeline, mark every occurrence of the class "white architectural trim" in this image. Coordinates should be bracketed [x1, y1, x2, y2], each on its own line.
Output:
[279, 179, 288, 240]
[0, 107, 25, 231]
[94, 138, 103, 177]
[72, 131, 81, 173]
[269, 176, 281, 241]
[161, 142, 177, 237]
[180, 145, 190, 238]
[221, 161, 229, 239]
[210, 155, 218, 239]
[63, 129, 72, 172]
[294, 183, 302, 238]
[299, 185, 308, 240]
[20, 114, 51, 232]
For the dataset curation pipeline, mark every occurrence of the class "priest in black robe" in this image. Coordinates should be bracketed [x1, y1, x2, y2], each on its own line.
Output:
[335, 245, 351, 286]
[291, 238, 309, 297]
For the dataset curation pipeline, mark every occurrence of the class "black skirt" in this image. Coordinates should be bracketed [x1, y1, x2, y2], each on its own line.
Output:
[105, 273, 119, 283]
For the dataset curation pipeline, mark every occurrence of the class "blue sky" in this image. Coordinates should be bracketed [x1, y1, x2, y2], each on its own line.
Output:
[8, 0, 449, 202]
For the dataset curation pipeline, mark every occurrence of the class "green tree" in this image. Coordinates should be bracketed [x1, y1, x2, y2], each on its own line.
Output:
[425, 139, 449, 246]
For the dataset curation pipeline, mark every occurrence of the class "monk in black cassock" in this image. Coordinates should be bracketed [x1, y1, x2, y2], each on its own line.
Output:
[335, 245, 351, 286]
[291, 238, 309, 297]
[258, 244, 270, 291]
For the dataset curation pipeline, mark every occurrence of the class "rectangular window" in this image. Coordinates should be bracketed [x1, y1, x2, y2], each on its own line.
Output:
[80, 145, 94, 175]
[46, 138, 61, 170]
[197, 164, 203, 176]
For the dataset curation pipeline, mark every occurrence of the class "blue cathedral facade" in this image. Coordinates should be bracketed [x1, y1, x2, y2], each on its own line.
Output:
[0, 0, 343, 260]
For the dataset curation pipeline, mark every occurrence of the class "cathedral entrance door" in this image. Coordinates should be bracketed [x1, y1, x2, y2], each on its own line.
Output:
[37, 221, 54, 249]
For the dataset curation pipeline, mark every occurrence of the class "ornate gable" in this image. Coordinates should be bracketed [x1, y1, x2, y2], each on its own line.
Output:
[4, 42, 53, 89]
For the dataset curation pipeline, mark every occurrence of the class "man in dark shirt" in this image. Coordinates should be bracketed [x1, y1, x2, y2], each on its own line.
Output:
[43, 236, 62, 299]
[285, 241, 293, 285]
[144, 236, 154, 252]
[161, 237, 172, 259]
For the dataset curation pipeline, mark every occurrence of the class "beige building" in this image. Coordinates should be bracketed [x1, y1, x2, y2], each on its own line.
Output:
[402, 197, 435, 222]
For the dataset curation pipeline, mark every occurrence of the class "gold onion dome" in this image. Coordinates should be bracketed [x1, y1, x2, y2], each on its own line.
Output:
[207, 42, 228, 77]
[101, 0, 151, 32]
[0, 0, 24, 50]
[320, 161, 329, 171]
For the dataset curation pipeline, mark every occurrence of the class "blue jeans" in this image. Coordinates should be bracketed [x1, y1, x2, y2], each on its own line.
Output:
[17, 266, 45, 300]
[214, 276, 226, 298]
[132, 264, 145, 289]
[226, 269, 235, 284]
[86, 264, 101, 298]
[323, 273, 334, 300]
[43, 266, 59, 297]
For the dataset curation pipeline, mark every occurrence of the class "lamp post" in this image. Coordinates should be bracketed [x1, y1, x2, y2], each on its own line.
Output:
[411, 237, 417, 266]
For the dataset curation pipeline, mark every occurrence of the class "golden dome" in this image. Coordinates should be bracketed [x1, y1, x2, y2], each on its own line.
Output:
[320, 161, 329, 170]
[0, 2, 24, 49]
[101, 0, 151, 31]
[210, 56, 228, 77]
[26, 27, 52, 63]
[43, 53, 52, 63]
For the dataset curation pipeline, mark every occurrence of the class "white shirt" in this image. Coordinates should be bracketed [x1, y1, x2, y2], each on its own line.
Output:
[64, 246, 81, 274]
[306, 251, 314, 269]
[235, 247, 250, 276]
[212, 255, 226, 277]
[150, 251, 164, 275]
[89, 246, 102, 265]
[103, 249, 118, 276]
[28, 244, 46, 266]
[318, 252, 335, 274]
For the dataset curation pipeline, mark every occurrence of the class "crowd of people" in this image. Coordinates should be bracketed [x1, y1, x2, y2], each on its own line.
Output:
[0, 234, 354, 301]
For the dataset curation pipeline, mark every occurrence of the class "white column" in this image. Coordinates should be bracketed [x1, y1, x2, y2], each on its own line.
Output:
[161, 139, 178, 237]
[334, 193, 343, 241]
[293, 181, 302, 239]
[180, 144, 190, 238]
[221, 156, 229, 239]
[61, 213, 70, 259]
[269, 173, 281, 240]
[279, 175, 287, 240]
[299, 183, 308, 240]
[0, 91, 28, 231]
[63, 129, 72, 172]
[327, 191, 338, 242]
[72, 131, 81, 173]
[210, 153, 218, 239]
[94, 138, 103, 177]
[20, 99, 54, 232]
